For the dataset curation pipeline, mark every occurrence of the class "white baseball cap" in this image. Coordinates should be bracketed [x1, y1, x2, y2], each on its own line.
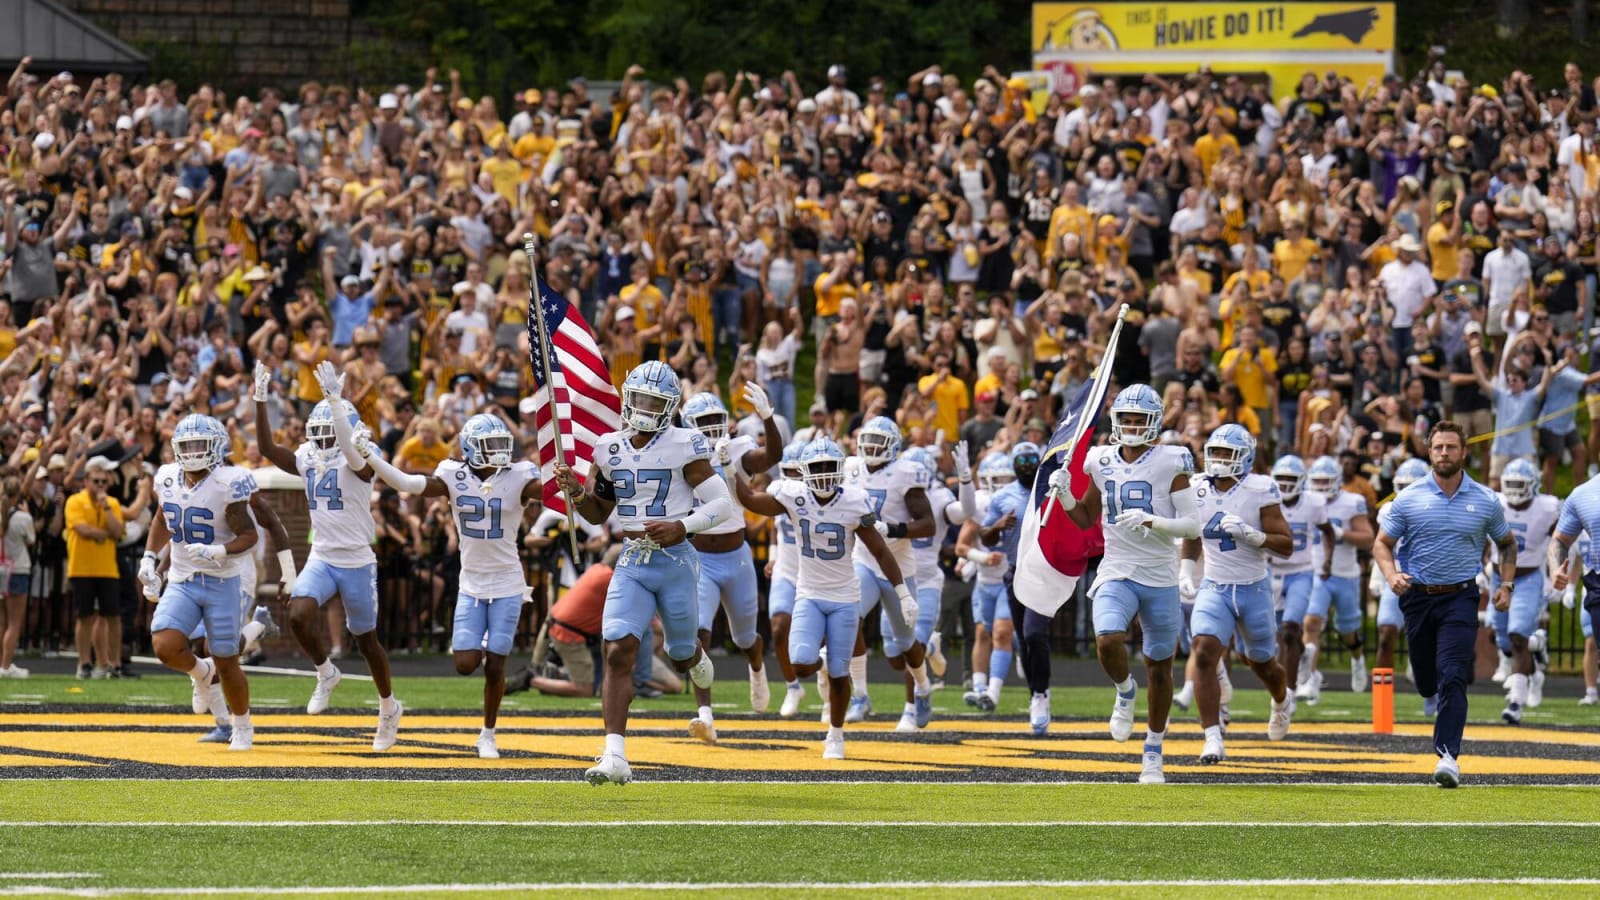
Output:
[378, 93, 399, 110]
[115, 115, 134, 131]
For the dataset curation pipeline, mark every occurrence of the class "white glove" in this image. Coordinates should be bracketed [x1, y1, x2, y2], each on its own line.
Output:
[895, 583, 919, 630]
[713, 437, 732, 467]
[1179, 558, 1199, 600]
[351, 432, 375, 459]
[956, 559, 977, 582]
[742, 382, 774, 420]
[138, 552, 162, 599]
[1562, 586, 1576, 609]
[1048, 468, 1076, 511]
[314, 360, 345, 401]
[1218, 513, 1266, 547]
[1475, 571, 1490, 594]
[252, 360, 271, 402]
[1114, 509, 1149, 534]
[874, 520, 891, 537]
[190, 544, 229, 567]
[1329, 522, 1345, 545]
[953, 440, 972, 482]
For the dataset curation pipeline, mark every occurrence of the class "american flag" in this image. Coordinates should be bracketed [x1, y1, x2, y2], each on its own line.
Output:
[526, 277, 623, 514]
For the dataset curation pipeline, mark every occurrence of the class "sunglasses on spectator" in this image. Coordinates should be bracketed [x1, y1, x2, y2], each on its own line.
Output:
[89, 478, 110, 486]
[1533, 315, 1549, 322]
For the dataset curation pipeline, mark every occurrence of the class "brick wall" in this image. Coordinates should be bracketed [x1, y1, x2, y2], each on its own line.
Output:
[63, 0, 384, 91]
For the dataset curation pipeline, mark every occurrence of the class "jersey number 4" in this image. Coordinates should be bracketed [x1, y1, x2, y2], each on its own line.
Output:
[304, 469, 344, 511]
[614, 468, 671, 518]
[161, 503, 215, 544]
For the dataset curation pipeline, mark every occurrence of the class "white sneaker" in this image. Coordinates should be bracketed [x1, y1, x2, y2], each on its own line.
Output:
[1434, 752, 1460, 788]
[1200, 731, 1226, 764]
[1138, 750, 1165, 784]
[894, 710, 918, 733]
[688, 653, 715, 690]
[1492, 654, 1513, 684]
[1306, 670, 1323, 706]
[1351, 656, 1368, 693]
[1501, 701, 1522, 725]
[822, 735, 846, 760]
[819, 701, 832, 725]
[228, 720, 254, 751]
[189, 658, 214, 714]
[373, 700, 403, 751]
[1029, 692, 1051, 736]
[585, 752, 632, 785]
[1268, 694, 1293, 740]
[844, 694, 872, 724]
[748, 666, 770, 713]
[0, 663, 29, 678]
[780, 683, 804, 718]
[1173, 682, 1193, 712]
[1109, 683, 1137, 742]
[91, 666, 115, 679]
[927, 632, 947, 678]
[1218, 666, 1233, 705]
[1580, 690, 1599, 707]
[477, 731, 499, 759]
[688, 716, 718, 745]
[1293, 678, 1313, 701]
[1528, 670, 1546, 709]
[307, 665, 342, 715]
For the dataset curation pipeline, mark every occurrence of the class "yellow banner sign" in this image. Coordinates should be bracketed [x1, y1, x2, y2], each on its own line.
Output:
[1035, 3, 1395, 54]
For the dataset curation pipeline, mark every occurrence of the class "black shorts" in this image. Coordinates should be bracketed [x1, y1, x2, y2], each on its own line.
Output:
[823, 372, 859, 415]
[72, 577, 121, 617]
[1538, 427, 1582, 457]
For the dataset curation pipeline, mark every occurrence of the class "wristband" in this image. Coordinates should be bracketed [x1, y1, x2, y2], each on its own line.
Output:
[885, 521, 909, 539]
[964, 548, 991, 565]
[682, 511, 714, 534]
[276, 548, 297, 588]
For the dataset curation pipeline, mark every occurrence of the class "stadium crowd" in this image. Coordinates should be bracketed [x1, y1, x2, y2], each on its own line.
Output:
[0, 52, 1595, 703]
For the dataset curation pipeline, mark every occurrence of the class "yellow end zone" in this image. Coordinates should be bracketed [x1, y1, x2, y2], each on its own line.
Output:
[1, 712, 1597, 780]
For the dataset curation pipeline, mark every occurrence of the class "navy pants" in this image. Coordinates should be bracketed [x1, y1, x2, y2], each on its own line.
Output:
[1005, 573, 1055, 695]
[1399, 585, 1478, 759]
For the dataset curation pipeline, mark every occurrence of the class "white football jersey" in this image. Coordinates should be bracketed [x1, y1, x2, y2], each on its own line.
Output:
[295, 443, 377, 567]
[593, 426, 712, 530]
[772, 481, 876, 604]
[911, 484, 962, 586]
[972, 488, 1008, 584]
[847, 457, 924, 577]
[1271, 492, 1328, 574]
[1315, 490, 1369, 578]
[437, 459, 539, 600]
[1495, 493, 1562, 569]
[699, 434, 759, 536]
[1195, 473, 1281, 585]
[156, 463, 259, 583]
[772, 491, 800, 583]
[1087, 444, 1194, 588]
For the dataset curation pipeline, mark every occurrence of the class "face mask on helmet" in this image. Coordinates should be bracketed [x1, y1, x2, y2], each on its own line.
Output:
[1112, 410, 1161, 447]
[688, 409, 729, 441]
[623, 387, 676, 432]
[804, 458, 843, 494]
[477, 432, 513, 468]
[857, 429, 898, 465]
[1204, 444, 1250, 479]
[1274, 473, 1304, 500]
[1500, 474, 1535, 505]
[1308, 472, 1340, 497]
[173, 435, 219, 472]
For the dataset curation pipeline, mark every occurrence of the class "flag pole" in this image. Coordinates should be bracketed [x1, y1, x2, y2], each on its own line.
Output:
[1042, 304, 1128, 529]
[522, 232, 581, 560]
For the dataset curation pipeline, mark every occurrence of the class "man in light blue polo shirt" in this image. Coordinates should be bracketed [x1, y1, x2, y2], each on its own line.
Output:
[1550, 476, 1600, 700]
[1374, 420, 1517, 789]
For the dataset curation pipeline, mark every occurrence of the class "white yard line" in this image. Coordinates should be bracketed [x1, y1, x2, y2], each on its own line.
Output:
[1, 819, 1595, 828]
[3, 878, 1600, 896]
[0, 875, 100, 881]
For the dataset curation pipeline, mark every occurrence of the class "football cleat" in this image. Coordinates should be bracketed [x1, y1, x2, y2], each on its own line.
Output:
[228, 720, 253, 751]
[477, 731, 499, 759]
[780, 683, 805, 718]
[894, 711, 918, 733]
[1029, 691, 1051, 736]
[308, 666, 342, 715]
[1200, 731, 1226, 764]
[373, 700, 403, 752]
[1434, 752, 1460, 788]
[1305, 670, 1323, 706]
[1139, 750, 1165, 784]
[927, 632, 947, 678]
[1173, 681, 1193, 712]
[1528, 670, 1546, 709]
[689, 716, 718, 745]
[844, 694, 873, 723]
[197, 725, 232, 744]
[1501, 701, 1522, 726]
[1110, 684, 1137, 742]
[1492, 654, 1513, 684]
[749, 666, 771, 713]
[1351, 656, 1368, 694]
[822, 735, 846, 760]
[913, 692, 932, 729]
[1268, 694, 1293, 740]
[585, 752, 633, 785]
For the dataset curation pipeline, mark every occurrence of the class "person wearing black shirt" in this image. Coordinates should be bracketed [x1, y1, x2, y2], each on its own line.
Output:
[1182, 219, 1231, 288]
[1172, 343, 1220, 397]
[1532, 235, 1586, 334]
[1448, 323, 1496, 472]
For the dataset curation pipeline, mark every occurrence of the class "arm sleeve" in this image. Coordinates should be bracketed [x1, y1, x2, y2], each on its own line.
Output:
[326, 395, 370, 471]
[1147, 486, 1202, 540]
[367, 451, 429, 494]
[680, 473, 734, 535]
[958, 476, 977, 522]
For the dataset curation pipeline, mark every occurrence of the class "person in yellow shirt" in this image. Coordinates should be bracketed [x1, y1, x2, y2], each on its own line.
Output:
[1193, 115, 1240, 181]
[396, 417, 451, 475]
[1427, 200, 1461, 281]
[1218, 324, 1278, 442]
[618, 260, 666, 357]
[480, 136, 525, 206]
[65, 461, 125, 678]
[291, 316, 333, 417]
[512, 117, 556, 173]
[812, 250, 859, 343]
[1045, 181, 1093, 265]
[917, 350, 970, 439]
[1271, 219, 1319, 283]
